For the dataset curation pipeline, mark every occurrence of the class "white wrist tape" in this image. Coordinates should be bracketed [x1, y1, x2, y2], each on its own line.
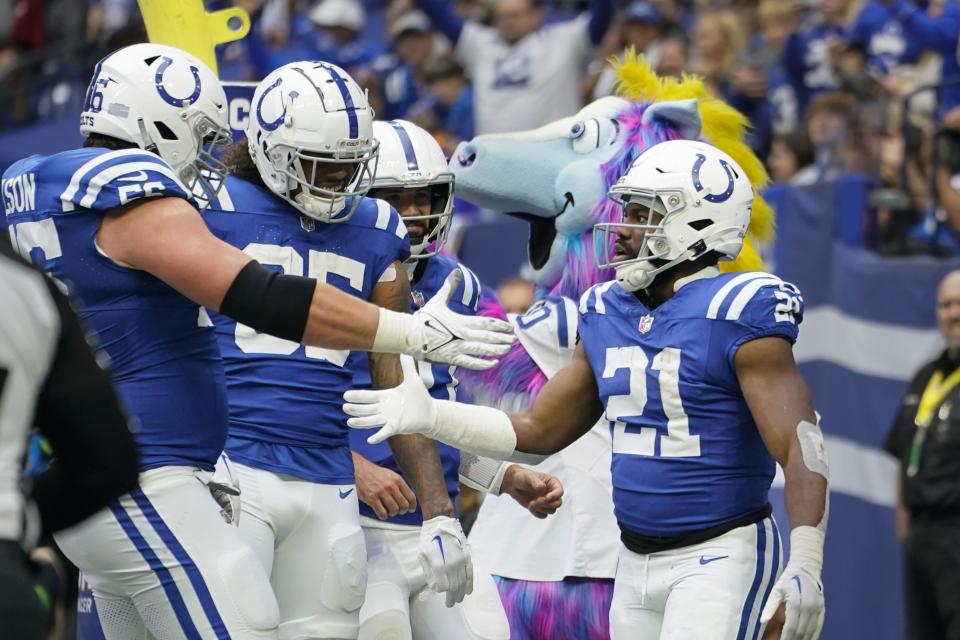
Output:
[430, 400, 518, 460]
[372, 308, 413, 354]
[787, 525, 825, 574]
[459, 454, 509, 495]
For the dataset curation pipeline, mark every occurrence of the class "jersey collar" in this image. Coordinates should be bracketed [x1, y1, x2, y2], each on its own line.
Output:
[673, 266, 720, 293]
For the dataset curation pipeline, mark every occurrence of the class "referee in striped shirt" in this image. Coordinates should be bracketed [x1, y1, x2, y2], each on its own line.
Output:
[0, 237, 138, 638]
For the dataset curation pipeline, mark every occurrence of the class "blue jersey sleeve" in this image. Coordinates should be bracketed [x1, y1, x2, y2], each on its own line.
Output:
[717, 279, 804, 369]
[366, 200, 411, 281]
[58, 149, 191, 213]
[446, 263, 482, 315]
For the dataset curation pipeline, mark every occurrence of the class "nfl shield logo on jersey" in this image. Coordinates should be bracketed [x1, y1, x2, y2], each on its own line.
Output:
[639, 314, 654, 333]
[412, 290, 426, 308]
[300, 215, 316, 232]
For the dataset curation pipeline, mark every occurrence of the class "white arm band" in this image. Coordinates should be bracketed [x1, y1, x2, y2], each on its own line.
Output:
[372, 308, 413, 354]
[458, 454, 509, 495]
[428, 400, 518, 460]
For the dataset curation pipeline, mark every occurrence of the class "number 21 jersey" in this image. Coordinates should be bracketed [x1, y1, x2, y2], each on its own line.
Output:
[578, 270, 804, 537]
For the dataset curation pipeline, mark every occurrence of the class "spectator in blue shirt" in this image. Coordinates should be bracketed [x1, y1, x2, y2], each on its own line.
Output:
[423, 55, 475, 152]
[245, 0, 382, 78]
[361, 10, 440, 121]
[782, 0, 858, 120]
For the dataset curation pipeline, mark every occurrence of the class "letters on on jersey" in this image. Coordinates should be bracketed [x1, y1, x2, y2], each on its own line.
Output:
[1, 147, 227, 472]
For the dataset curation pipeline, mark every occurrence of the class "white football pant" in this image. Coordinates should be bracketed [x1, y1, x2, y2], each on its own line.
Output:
[234, 462, 367, 640]
[358, 518, 510, 640]
[610, 516, 783, 640]
[55, 465, 280, 639]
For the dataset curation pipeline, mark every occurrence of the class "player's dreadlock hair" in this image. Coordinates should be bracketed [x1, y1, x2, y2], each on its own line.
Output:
[223, 139, 267, 189]
[83, 133, 139, 150]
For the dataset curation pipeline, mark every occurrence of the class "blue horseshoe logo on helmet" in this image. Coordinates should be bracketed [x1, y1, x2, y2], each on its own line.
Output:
[154, 57, 202, 108]
[691, 153, 736, 203]
[256, 77, 286, 132]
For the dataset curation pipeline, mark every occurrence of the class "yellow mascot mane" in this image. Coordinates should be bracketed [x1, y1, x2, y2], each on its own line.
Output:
[614, 50, 775, 273]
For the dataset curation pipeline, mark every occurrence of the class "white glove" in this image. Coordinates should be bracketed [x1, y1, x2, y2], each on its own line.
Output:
[344, 355, 438, 444]
[760, 527, 825, 640]
[418, 516, 473, 608]
[375, 269, 515, 371]
[344, 356, 519, 459]
[206, 452, 241, 526]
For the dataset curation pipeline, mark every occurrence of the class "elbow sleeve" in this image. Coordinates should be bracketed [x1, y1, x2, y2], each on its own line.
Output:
[219, 260, 317, 343]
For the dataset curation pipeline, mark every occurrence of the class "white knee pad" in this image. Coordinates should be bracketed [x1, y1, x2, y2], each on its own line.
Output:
[217, 544, 281, 634]
[359, 608, 413, 640]
[320, 524, 368, 614]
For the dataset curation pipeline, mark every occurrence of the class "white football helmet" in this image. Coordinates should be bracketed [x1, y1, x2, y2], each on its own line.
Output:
[370, 119, 454, 259]
[80, 43, 231, 206]
[247, 61, 377, 222]
[594, 139, 753, 291]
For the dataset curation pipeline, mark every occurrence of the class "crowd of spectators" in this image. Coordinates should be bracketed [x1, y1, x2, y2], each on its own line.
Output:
[5, 0, 960, 254]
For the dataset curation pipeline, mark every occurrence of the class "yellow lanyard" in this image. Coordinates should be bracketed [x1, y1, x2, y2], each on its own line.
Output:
[907, 366, 960, 477]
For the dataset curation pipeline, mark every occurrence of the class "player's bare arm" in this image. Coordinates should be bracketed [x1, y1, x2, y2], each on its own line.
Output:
[510, 343, 605, 454]
[98, 196, 380, 345]
[737, 336, 829, 640]
[369, 262, 456, 519]
[343, 343, 603, 461]
[737, 337, 827, 528]
[96, 197, 513, 366]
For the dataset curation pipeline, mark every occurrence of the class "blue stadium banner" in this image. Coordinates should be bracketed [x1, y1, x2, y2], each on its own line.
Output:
[222, 82, 256, 143]
[770, 179, 960, 640]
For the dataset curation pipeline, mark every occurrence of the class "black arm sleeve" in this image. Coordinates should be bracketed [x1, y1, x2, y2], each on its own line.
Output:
[219, 260, 317, 343]
[30, 280, 139, 535]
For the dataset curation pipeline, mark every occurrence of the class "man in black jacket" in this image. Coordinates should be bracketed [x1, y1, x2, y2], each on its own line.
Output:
[885, 269, 960, 640]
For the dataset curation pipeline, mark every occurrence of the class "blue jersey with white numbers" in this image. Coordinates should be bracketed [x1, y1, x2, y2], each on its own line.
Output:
[1, 147, 228, 472]
[577, 271, 803, 537]
[349, 255, 481, 525]
[782, 23, 843, 117]
[204, 177, 410, 484]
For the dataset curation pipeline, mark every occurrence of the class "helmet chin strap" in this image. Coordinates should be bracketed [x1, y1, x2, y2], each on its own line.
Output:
[615, 247, 698, 292]
[294, 191, 346, 221]
[615, 228, 732, 293]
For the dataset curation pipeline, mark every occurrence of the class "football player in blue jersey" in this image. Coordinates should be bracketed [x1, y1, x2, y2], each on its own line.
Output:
[202, 65, 479, 640]
[347, 119, 562, 640]
[344, 139, 830, 640]
[1, 43, 512, 640]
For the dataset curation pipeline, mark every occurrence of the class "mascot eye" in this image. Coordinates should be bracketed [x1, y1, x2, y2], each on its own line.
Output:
[569, 122, 586, 139]
[608, 119, 621, 144]
[571, 119, 601, 154]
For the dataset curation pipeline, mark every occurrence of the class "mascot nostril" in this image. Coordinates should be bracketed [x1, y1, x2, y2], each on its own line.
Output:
[458, 151, 477, 167]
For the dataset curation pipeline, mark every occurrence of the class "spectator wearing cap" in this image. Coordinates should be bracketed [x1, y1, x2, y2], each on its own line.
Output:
[362, 9, 443, 122]
[245, 0, 382, 77]
[414, 0, 613, 134]
[587, 1, 665, 101]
